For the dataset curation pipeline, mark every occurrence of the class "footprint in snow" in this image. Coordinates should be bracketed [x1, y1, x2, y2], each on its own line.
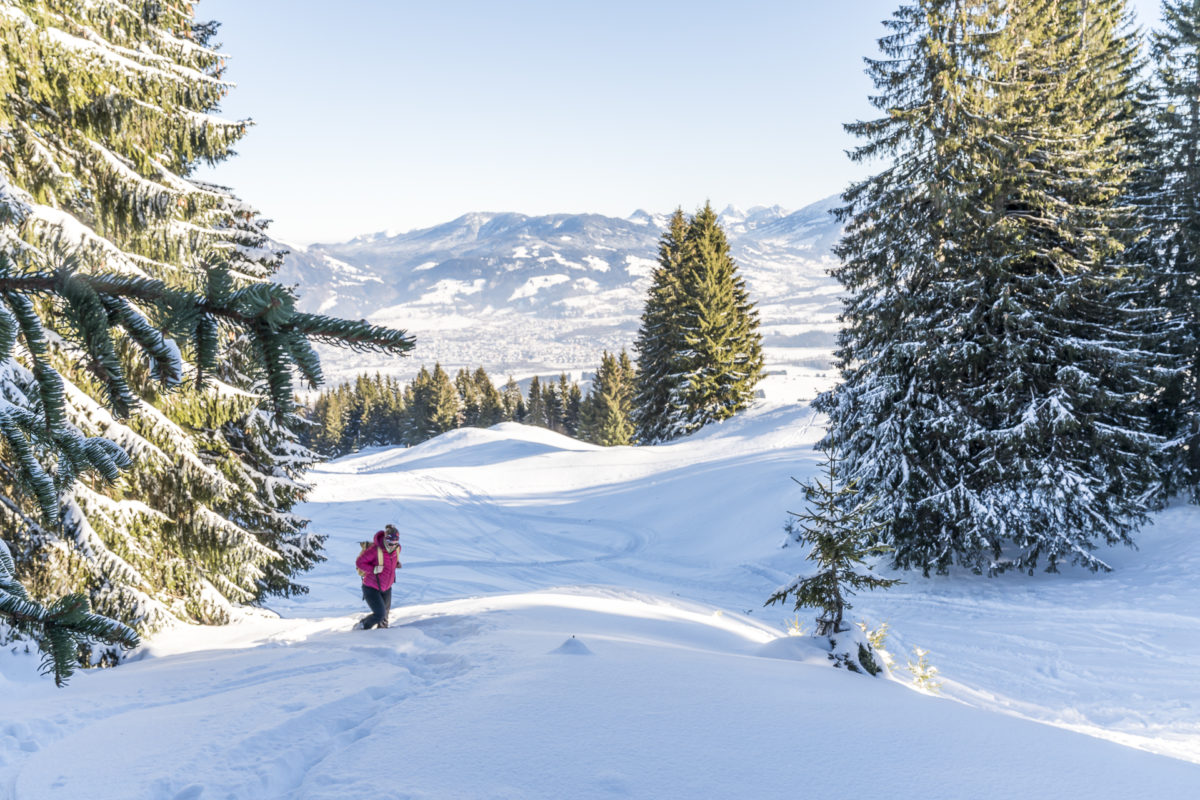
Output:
[550, 635, 593, 655]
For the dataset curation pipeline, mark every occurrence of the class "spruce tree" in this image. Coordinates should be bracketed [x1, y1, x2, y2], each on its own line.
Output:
[0, 1, 414, 668]
[404, 366, 434, 444]
[820, 0, 1160, 574]
[543, 376, 565, 433]
[455, 367, 483, 427]
[1136, 0, 1200, 501]
[633, 206, 763, 442]
[525, 375, 546, 428]
[633, 210, 688, 443]
[501, 375, 525, 422]
[474, 367, 505, 427]
[665, 204, 764, 438]
[766, 449, 899, 638]
[560, 373, 582, 437]
[427, 364, 461, 436]
[579, 350, 637, 446]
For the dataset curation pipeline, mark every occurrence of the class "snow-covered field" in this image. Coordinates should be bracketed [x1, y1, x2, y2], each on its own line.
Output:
[3, 396, 1200, 798]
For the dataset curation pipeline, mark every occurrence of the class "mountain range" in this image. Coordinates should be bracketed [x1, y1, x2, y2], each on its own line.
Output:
[275, 196, 846, 386]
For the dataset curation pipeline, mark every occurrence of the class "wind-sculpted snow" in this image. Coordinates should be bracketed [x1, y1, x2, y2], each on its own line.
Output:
[3, 403, 1199, 797]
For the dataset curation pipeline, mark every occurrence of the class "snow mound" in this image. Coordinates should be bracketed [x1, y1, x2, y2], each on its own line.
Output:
[325, 423, 601, 475]
[754, 635, 829, 663]
[550, 635, 593, 655]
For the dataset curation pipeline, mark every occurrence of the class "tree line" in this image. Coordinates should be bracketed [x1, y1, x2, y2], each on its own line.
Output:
[302, 352, 641, 454]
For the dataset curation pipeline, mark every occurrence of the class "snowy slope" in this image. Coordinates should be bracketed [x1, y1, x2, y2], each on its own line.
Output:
[2, 401, 1199, 798]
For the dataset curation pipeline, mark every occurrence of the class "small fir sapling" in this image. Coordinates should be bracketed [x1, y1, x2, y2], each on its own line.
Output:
[907, 647, 942, 693]
[766, 448, 900, 674]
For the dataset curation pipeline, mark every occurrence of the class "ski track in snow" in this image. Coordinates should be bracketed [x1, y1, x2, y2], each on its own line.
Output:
[3, 408, 1200, 798]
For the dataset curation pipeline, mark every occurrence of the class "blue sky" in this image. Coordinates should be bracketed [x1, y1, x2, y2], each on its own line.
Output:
[196, 0, 1166, 245]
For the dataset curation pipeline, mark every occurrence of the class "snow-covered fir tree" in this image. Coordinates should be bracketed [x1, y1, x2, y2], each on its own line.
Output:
[0, 0, 413, 667]
[767, 449, 898, 635]
[819, 0, 1162, 575]
[1130, 0, 1200, 501]
[767, 449, 898, 674]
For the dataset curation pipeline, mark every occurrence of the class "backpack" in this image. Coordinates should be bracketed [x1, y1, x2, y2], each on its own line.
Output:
[356, 541, 383, 579]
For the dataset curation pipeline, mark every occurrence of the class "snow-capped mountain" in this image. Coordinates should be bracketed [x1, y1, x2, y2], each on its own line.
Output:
[276, 197, 845, 385]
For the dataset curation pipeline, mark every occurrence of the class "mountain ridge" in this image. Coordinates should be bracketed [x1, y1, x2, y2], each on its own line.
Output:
[275, 195, 846, 383]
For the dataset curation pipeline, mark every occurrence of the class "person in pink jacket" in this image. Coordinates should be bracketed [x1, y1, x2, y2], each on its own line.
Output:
[355, 524, 401, 629]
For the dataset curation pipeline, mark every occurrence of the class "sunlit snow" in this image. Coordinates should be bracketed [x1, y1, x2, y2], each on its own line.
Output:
[3, 394, 1199, 798]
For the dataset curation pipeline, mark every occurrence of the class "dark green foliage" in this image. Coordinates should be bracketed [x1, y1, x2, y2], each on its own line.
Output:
[1131, 0, 1200, 501]
[525, 375, 547, 429]
[766, 449, 899, 637]
[303, 365, 521, 455]
[502, 376, 525, 422]
[1, 539, 138, 686]
[0, 1, 415, 674]
[543, 376, 565, 433]
[426, 364, 462, 436]
[579, 350, 637, 446]
[563, 377, 582, 437]
[633, 210, 688, 444]
[666, 204, 764, 438]
[633, 205, 763, 442]
[819, 0, 1161, 575]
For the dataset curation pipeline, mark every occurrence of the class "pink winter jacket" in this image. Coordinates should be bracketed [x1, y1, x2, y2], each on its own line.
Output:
[357, 529, 401, 592]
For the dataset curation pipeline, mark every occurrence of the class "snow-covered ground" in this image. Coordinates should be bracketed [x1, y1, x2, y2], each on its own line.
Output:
[3, 397, 1200, 798]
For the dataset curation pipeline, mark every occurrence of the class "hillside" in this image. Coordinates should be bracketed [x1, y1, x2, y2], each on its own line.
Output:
[2, 400, 1198, 798]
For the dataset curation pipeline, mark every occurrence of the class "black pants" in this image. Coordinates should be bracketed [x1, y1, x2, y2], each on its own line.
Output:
[361, 584, 392, 629]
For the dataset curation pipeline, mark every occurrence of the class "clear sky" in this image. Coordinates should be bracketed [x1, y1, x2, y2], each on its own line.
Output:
[195, 0, 1166, 245]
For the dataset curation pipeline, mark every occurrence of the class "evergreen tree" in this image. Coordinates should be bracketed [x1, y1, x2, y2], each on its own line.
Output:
[665, 204, 765, 438]
[427, 364, 461, 436]
[404, 366, 434, 444]
[564, 377, 583, 437]
[633, 210, 688, 443]
[1, 538, 136, 686]
[455, 368, 483, 427]
[543, 375, 565, 433]
[303, 373, 411, 455]
[579, 350, 637, 446]
[308, 383, 351, 455]
[1135, 0, 1200, 501]
[474, 367, 505, 427]
[502, 375, 526, 422]
[766, 449, 899, 638]
[0, 0, 415, 664]
[820, 0, 1159, 575]
[525, 375, 546, 428]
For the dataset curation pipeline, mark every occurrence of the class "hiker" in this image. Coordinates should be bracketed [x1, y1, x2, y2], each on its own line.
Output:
[356, 524, 401, 629]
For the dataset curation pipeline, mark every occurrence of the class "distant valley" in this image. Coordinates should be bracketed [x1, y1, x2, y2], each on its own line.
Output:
[276, 196, 846, 402]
